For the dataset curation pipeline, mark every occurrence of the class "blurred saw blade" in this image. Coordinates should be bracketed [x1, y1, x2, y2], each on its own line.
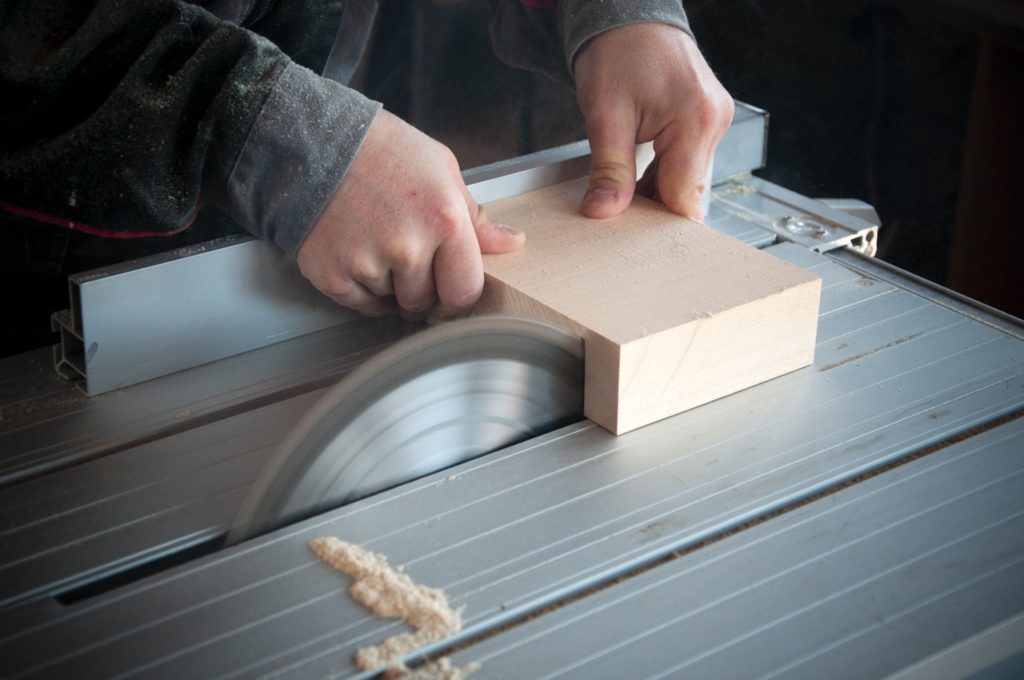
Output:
[229, 317, 584, 543]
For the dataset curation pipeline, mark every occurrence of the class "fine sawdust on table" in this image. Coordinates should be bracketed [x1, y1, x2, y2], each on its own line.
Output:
[309, 537, 479, 678]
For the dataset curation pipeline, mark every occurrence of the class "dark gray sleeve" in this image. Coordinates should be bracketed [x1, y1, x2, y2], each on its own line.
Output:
[224, 63, 381, 256]
[0, 0, 378, 257]
[489, 0, 692, 84]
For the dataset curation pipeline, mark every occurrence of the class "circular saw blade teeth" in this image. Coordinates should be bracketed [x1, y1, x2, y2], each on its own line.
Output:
[229, 317, 584, 543]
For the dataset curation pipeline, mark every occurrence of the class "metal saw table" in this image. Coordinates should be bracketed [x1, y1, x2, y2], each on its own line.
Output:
[2, 104, 1022, 679]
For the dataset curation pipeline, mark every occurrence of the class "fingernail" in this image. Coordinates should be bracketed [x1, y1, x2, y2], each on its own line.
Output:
[497, 223, 523, 237]
[585, 187, 618, 204]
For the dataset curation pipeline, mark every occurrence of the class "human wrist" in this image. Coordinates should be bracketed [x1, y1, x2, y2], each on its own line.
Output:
[223, 62, 382, 256]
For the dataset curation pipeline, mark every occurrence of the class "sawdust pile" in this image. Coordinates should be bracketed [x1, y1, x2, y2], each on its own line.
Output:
[309, 537, 477, 678]
[383, 658, 481, 679]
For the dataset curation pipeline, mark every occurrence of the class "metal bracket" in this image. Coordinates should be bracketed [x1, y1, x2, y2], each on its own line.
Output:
[712, 178, 879, 256]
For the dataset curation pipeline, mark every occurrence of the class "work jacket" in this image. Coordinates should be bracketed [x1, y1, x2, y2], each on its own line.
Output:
[0, 0, 690, 256]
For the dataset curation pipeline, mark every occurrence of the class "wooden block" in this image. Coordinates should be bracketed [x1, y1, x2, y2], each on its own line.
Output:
[476, 178, 821, 435]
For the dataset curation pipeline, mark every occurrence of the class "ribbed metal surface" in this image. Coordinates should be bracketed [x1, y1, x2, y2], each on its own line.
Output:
[0, 317, 420, 486]
[454, 418, 1024, 679]
[0, 390, 322, 611]
[2, 243, 1021, 679]
[705, 203, 778, 248]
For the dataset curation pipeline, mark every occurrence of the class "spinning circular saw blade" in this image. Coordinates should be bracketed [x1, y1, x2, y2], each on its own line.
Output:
[229, 317, 584, 543]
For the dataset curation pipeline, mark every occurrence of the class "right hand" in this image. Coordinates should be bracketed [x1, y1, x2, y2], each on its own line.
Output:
[297, 109, 524, 319]
[574, 24, 734, 222]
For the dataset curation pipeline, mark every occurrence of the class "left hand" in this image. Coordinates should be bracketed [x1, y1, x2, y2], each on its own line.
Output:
[574, 23, 734, 222]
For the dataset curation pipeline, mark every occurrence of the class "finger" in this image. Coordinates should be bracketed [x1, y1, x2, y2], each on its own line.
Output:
[324, 279, 397, 317]
[636, 155, 660, 201]
[477, 219, 525, 254]
[459, 192, 524, 254]
[655, 129, 713, 222]
[356, 272, 394, 298]
[392, 258, 436, 315]
[432, 217, 484, 319]
[582, 104, 638, 219]
[348, 254, 395, 298]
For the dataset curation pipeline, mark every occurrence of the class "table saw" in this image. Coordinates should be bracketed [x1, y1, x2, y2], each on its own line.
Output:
[2, 103, 1023, 679]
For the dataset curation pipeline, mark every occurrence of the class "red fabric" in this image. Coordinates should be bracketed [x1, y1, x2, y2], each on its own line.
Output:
[0, 201, 197, 239]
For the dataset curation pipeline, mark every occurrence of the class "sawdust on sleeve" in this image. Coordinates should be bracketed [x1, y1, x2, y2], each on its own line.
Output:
[309, 536, 478, 678]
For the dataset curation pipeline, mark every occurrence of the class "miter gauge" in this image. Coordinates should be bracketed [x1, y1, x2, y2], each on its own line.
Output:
[229, 317, 584, 543]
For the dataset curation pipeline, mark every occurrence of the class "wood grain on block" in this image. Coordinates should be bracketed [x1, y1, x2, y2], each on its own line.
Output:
[477, 178, 821, 434]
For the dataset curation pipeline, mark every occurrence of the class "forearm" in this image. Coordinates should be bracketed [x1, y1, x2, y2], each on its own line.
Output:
[225, 62, 380, 255]
[0, 0, 378, 254]
[559, 0, 692, 74]
[488, 0, 692, 83]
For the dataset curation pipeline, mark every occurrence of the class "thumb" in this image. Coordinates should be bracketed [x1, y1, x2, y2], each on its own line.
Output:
[582, 107, 638, 218]
[469, 201, 525, 255]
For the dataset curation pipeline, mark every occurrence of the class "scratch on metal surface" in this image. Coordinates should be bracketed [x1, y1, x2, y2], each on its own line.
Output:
[818, 333, 923, 372]
[637, 517, 687, 545]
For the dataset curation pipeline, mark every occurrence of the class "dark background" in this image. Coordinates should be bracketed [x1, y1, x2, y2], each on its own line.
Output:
[2, 0, 1021, 358]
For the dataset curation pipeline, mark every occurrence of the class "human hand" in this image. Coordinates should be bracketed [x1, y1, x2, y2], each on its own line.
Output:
[297, 110, 524, 318]
[573, 23, 734, 222]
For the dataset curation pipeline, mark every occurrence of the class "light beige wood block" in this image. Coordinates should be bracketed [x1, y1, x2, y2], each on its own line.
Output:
[477, 178, 821, 435]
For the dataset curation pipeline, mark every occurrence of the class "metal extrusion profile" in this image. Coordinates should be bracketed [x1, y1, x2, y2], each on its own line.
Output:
[707, 100, 769, 181]
[50, 237, 358, 396]
[714, 176, 880, 256]
[463, 139, 593, 205]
